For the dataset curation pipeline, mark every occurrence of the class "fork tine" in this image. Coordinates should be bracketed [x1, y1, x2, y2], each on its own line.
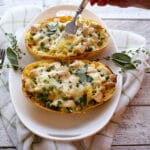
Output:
[0, 49, 6, 68]
[0, 50, 3, 59]
[0, 49, 5, 57]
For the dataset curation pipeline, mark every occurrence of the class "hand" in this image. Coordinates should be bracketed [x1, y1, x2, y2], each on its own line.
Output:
[89, 0, 150, 9]
[90, 0, 108, 6]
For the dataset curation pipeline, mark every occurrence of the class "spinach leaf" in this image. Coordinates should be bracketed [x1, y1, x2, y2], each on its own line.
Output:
[79, 94, 87, 109]
[79, 74, 93, 83]
[74, 64, 93, 83]
[46, 22, 58, 35]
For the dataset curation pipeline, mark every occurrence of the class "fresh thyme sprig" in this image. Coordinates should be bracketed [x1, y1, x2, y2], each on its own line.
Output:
[5, 33, 25, 70]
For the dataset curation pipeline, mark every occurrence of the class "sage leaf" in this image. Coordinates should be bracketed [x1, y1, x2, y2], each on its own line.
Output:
[7, 47, 19, 70]
[111, 52, 136, 70]
[123, 63, 136, 70]
[112, 53, 131, 64]
[112, 59, 136, 70]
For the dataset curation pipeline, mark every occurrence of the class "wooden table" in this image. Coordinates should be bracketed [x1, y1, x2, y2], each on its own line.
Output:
[0, 1, 150, 149]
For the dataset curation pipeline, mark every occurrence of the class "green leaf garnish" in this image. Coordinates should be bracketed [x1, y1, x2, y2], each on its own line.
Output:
[122, 63, 136, 70]
[7, 47, 19, 70]
[46, 22, 58, 35]
[5, 33, 22, 57]
[73, 64, 93, 83]
[112, 53, 131, 64]
[79, 74, 93, 83]
[111, 52, 136, 70]
[79, 94, 87, 109]
[5, 33, 25, 71]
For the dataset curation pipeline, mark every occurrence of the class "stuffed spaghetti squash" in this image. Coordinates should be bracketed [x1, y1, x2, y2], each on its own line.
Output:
[22, 60, 116, 113]
[25, 16, 109, 60]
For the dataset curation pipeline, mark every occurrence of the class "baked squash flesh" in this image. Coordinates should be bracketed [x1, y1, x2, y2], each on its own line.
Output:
[22, 60, 116, 113]
[25, 16, 109, 60]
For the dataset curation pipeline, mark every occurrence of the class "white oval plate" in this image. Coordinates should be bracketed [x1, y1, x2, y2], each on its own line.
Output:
[9, 5, 122, 141]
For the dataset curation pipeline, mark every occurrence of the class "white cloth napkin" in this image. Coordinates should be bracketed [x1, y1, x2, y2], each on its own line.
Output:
[0, 6, 149, 150]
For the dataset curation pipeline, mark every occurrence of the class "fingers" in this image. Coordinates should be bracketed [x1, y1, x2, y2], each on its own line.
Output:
[89, 0, 97, 5]
[109, 0, 136, 7]
[97, 0, 108, 6]
[89, 0, 150, 9]
[89, 0, 108, 6]
[89, 0, 136, 7]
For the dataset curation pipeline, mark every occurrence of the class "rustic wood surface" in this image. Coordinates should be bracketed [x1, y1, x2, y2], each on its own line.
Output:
[0, 1, 150, 149]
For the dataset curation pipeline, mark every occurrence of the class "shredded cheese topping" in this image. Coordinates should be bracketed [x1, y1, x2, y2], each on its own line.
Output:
[23, 60, 116, 113]
[26, 16, 109, 58]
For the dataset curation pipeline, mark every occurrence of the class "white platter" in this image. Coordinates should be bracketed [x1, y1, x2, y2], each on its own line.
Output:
[9, 5, 122, 141]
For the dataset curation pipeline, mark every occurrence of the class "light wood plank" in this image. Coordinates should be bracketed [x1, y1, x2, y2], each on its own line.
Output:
[112, 106, 150, 145]
[104, 20, 150, 46]
[130, 73, 150, 105]
[111, 146, 150, 150]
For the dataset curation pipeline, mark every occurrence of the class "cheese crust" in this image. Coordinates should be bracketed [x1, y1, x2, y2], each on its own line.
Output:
[22, 60, 116, 113]
[25, 16, 109, 60]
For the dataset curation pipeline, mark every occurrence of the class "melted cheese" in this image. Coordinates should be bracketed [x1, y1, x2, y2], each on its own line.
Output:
[23, 60, 116, 112]
[26, 16, 109, 58]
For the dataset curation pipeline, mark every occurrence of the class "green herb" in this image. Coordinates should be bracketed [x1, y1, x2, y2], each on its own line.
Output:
[46, 22, 58, 35]
[97, 41, 102, 46]
[42, 87, 47, 92]
[5, 33, 23, 58]
[40, 42, 45, 48]
[69, 44, 74, 52]
[62, 96, 68, 101]
[48, 85, 54, 90]
[76, 82, 80, 87]
[30, 35, 33, 40]
[111, 53, 136, 70]
[66, 107, 73, 113]
[105, 75, 109, 80]
[46, 101, 52, 108]
[37, 93, 49, 102]
[74, 64, 93, 83]
[89, 99, 96, 105]
[100, 73, 104, 77]
[57, 101, 62, 107]
[5, 33, 24, 70]
[6, 47, 19, 70]
[31, 78, 37, 84]
[46, 65, 55, 72]
[75, 64, 88, 74]
[79, 74, 93, 83]
[43, 79, 49, 83]
[112, 53, 131, 64]
[86, 47, 93, 52]
[122, 63, 136, 70]
[79, 94, 87, 109]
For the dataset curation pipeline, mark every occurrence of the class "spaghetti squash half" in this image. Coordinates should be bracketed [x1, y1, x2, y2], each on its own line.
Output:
[25, 16, 109, 60]
[22, 60, 116, 113]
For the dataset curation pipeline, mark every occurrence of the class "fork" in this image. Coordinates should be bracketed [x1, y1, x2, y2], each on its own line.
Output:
[64, 0, 88, 34]
[0, 49, 6, 69]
